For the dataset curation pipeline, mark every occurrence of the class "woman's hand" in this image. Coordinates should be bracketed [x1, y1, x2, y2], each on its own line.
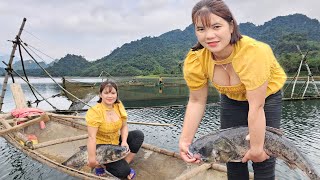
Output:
[121, 141, 130, 151]
[179, 140, 200, 163]
[88, 156, 99, 168]
[242, 148, 269, 163]
[242, 134, 270, 162]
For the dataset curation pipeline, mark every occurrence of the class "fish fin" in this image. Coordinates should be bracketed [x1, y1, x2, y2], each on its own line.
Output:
[79, 146, 87, 150]
[61, 160, 67, 166]
[266, 126, 284, 136]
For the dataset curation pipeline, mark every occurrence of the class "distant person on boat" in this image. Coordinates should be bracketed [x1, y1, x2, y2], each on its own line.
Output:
[158, 76, 163, 85]
[86, 80, 144, 179]
[179, 0, 287, 180]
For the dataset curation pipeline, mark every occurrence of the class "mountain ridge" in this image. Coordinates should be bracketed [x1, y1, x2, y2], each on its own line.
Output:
[2, 13, 320, 76]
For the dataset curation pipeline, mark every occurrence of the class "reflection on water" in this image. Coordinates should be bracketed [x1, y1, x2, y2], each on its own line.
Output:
[0, 77, 319, 179]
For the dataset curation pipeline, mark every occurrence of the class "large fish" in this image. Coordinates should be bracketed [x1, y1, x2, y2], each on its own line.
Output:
[188, 126, 320, 180]
[62, 144, 129, 169]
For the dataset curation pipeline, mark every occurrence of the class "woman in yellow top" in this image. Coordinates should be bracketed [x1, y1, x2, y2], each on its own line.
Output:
[86, 80, 144, 179]
[179, 0, 286, 179]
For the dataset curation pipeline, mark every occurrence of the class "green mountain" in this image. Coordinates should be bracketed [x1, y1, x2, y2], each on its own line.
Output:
[45, 54, 91, 76]
[82, 13, 319, 76]
[80, 26, 196, 76]
[18, 54, 91, 76]
[13, 13, 320, 77]
[240, 14, 320, 47]
[13, 60, 48, 70]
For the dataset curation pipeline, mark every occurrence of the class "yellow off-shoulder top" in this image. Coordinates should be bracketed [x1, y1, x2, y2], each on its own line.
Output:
[183, 36, 287, 101]
[86, 101, 127, 145]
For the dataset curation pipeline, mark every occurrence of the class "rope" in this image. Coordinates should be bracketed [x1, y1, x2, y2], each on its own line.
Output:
[21, 41, 57, 62]
[4, 66, 15, 83]
[1, 61, 59, 110]
[19, 41, 92, 108]
[17, 40, 40, 102]
[29, 93, 61, 105]
[23, 29, 43, 42]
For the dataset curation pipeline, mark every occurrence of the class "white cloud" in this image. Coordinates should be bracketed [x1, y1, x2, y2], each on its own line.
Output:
[0, 0, 319, 62]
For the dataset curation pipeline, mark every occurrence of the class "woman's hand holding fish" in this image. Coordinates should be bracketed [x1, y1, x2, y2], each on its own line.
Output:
[179, 140, 200, 163]
[242, 148, 269, 163]
[88, 157, 99, 168]
[121, 141, 130, 151]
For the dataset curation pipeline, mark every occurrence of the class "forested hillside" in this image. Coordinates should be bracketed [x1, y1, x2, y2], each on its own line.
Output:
[10, 13, 320, 77]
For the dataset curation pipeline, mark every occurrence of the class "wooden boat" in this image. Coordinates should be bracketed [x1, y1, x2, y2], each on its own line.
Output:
[0, 112, 253, 180]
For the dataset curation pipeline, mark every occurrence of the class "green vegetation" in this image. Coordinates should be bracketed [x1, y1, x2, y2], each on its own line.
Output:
[7, 13, 320, 77]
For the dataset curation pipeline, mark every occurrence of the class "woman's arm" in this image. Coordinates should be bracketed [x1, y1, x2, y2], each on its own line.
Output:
[179, 84, 208, 163]
[87, 126, 99, 168]
[242, 81, 270, 163]
[120, 122, 129, 149]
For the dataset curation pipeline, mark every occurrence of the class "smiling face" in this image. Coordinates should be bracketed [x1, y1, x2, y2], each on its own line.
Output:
[99, 86, 118, 107]
[194, 12, 234, 58]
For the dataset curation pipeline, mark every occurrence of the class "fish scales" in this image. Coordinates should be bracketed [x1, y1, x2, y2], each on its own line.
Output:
[62, 144, 129, 169]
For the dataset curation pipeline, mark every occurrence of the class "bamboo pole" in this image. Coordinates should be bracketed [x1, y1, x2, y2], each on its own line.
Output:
[48, 113, 174, 126]
[211, 163, 227, 172]
[0, 18, 27, 111]
[0, 114, 49, 136]
[142, 143, 180, 158]
[291, 45, 304, 98]
[51, 117, 87, 131]
[0, 118, 32, 148]
[0, 113, 12, 119]
[6, 117, 29, 124]
[51, 116, 86, 126]
[48, 113, 85, 119]
[6, 114, 47, 124]
[33, 134, 88, 149]
[298, 47, 320, 96]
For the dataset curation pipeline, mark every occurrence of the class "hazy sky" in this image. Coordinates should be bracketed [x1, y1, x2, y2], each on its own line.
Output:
[1, 0, 319, 62]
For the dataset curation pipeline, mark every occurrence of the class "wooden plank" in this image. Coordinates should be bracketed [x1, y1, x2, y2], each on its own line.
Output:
[10, 83, 28, 108]
[49, 113, 174, 126]
[48, 113, 85, 119]
[33, 134, 88, 149]
[0, 114, 49, 136]
[6, 117, 29, 124]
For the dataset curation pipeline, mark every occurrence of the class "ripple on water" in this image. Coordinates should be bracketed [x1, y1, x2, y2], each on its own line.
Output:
[0, 138, 79, 180]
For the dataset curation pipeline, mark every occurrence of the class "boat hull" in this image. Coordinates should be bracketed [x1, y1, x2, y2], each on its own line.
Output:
[2, 113, 235, 179]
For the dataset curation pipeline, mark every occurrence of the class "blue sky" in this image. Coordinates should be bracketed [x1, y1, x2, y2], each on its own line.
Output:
[1, 0, 319, 62]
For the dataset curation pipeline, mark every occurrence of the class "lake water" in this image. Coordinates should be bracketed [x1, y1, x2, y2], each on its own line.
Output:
[0, 77, 319, 180]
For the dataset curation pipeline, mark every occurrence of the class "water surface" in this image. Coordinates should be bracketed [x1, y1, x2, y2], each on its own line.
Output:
[0, 77, 319, 179]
